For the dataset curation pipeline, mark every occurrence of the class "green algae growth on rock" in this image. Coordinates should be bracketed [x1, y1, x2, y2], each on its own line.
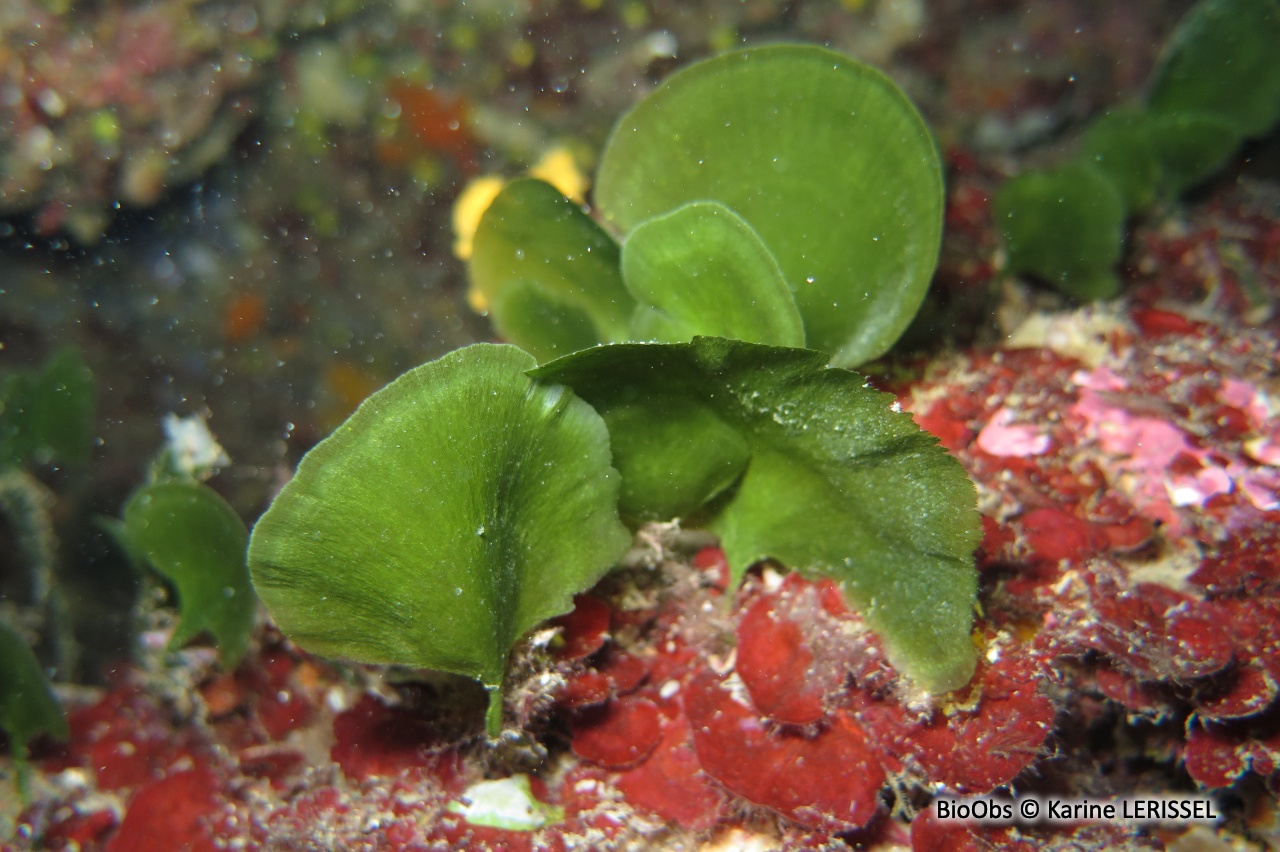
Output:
[469, 44, 944, 368]
[247, 344, 632, 735]
[535, 337, 982, 694]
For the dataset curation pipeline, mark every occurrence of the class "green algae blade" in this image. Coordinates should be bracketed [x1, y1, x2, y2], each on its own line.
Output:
[0, 619, 68, 798]
[248, 344, 631, 735]
[1145, 111, 1245, 195]
[593, 395, 749, 521]
[535, 338, 980, 694]
[122, 481, 255, 668]
[491, 281, 603, 363]
[623, 201, 805, 348]
[469, 178, 633, 361]
[0, 348, 94, 469]
[1148, 0, 1280, 138]
[1079, 109, 1164, 212]
[993, 163, 1126, 301]
[595, 45, 943, 367]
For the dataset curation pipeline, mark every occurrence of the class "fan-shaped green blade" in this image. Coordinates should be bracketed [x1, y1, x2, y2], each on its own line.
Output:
[248, 344, 631, 734]
[1148, 0, 1280, 137]
[993, 163, 1126, 301]
[622, 201, 804, 348]
[122, 481, 255, 668]
[535, 338, 980, 693]
[1079, 109, 1163, 211]
[1145, 111, 1244, 195]
[0, 348, 94, 469]
[597, 397, 749, 521]
[469, 178, 634, 358]
[491, 281, 603, 363]
[596, 45, 943, 367]
[0, 619, 68, 796]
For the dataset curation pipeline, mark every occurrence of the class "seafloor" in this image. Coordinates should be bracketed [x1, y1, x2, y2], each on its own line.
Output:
[3, 0, 1279, 849]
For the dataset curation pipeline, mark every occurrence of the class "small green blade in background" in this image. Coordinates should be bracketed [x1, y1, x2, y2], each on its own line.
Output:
[0, 619, 68, 798]
[0, 349, 94, 469]
[1145, 111, 1245, 196]
[993, 162, 1127, 301]
[595, 45, 943, 367]
[622, 201, 805, 348]
[1082, 107, 1244, 203]
[1147, 0, 1280, 138]
[122, 481, 255, 668]
[247, 344, 631, 735]
[469, 178, 634, 359]
[535, 338, 980, 694]
[1078, 108, 1163, 212]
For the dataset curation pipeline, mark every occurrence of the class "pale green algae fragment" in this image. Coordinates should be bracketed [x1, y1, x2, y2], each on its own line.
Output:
[447, 774, 564, 830]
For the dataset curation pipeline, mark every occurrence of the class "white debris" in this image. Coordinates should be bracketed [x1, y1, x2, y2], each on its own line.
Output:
[447, 774, 563, 831]
[162, 413, 230, 479]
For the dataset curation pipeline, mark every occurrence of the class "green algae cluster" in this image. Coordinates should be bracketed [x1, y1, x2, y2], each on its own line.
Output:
[248, 45, 982, 738]
[995, 0, 1280, 300]
[470, 44, 943, 369]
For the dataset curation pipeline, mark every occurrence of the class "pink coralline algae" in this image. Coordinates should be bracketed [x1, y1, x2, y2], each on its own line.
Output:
[904, 287, 1280, 811]
[1071, 365, 1277, 528]
[976, 406, 1052, 457]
